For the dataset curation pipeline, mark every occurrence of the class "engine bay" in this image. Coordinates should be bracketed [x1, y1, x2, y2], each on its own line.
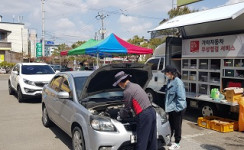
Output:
[88, 103, 136, 123]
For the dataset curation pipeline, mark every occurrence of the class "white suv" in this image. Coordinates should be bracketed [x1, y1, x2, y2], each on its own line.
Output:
[8, 63, 56, 102]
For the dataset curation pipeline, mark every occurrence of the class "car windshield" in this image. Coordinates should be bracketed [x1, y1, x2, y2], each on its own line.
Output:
[22, 65, 55, 75]
[74, 76, 87, 98]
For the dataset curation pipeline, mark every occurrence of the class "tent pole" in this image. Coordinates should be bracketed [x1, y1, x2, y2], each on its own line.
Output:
[59, 55, 61, 71]
[96, 53, 99, 67]
[103, 54, 106, 65]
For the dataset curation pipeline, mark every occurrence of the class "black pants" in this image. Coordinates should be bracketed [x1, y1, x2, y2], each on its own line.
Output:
[136, 107, 157, 150]
[168, 109, 186, 143]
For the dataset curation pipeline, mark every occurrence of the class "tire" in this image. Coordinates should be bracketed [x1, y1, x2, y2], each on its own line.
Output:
[42, 105, 53, 127]
[146, 89, 156, 103]
[201, 103, 217, 117]
[17, 86, 24, 103]
[72, 126, 85, 150]
[8, 80, 14, 95]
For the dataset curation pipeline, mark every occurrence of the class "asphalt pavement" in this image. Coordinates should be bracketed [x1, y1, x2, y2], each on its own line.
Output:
[0, 74, 243, 150]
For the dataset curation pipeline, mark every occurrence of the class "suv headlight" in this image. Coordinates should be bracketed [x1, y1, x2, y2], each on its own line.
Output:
[155, 107, 168, 124]
[90, 116, 116, 132]
[23, 79, 35, 86]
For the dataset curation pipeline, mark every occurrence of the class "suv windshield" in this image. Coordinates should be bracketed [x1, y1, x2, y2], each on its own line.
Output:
[22, 65, 55, 75]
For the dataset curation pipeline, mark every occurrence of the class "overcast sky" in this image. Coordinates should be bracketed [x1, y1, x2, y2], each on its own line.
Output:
[0, 0, 244, 45]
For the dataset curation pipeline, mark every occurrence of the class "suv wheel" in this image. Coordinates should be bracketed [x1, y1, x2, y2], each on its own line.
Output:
[17, 86, 24, 103]
[72, 127, 85, 150]
[42, 105, 52, 127]
[8, 81, 14, 95]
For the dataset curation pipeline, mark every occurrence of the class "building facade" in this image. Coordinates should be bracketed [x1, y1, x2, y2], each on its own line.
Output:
[0, 15, 29, 63]
[45, 41, 58, 56]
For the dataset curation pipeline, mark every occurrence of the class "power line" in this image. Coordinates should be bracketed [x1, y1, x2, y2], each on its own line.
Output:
[46, 0, 161, 20]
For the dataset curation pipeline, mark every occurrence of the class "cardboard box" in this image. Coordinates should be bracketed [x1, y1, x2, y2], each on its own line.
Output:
[224, 87, 243, 102]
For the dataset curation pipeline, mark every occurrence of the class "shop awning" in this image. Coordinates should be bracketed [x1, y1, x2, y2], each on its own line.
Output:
[150, 2, 244, 32]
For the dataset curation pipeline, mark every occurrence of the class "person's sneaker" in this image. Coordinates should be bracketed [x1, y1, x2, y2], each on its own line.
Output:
[169, 143, 180, 150]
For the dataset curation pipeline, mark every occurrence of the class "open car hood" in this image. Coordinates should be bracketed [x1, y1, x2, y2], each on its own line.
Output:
[80, 63, 152, 100]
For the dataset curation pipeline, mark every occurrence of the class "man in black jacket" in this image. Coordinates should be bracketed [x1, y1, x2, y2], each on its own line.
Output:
[113, 71, 157, 150]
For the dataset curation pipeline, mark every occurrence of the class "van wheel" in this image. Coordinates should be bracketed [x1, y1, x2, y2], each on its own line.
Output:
[72, 127, 85, 150]
[201, 104, 217, 117]
[17, 86, 24, 103]
[42, 105, 53, 127]
[146, 89, 155, 103]
[8, 81, 14, 95]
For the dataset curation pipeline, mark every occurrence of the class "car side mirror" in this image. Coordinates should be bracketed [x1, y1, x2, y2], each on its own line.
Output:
[55, 70, 60, 73]
[12, 71, 19, 75]
[57, 91, 70, 99]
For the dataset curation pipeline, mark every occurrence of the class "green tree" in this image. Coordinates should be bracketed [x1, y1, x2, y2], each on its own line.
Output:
[157, 6, 197, 37]
[127, 35, 145, 46]
[167, 6, 197, 19]
[52, 43, 70, 57]
[71, 41, 86, 49]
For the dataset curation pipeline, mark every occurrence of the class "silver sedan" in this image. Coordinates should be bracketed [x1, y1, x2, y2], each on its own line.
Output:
[41, 64, 171, 150]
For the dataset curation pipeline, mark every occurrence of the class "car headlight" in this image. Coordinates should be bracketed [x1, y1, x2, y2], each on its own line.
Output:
[90, 116, 116, 132]
[155, 107, 168, 124]
[23, 78, 35, 86]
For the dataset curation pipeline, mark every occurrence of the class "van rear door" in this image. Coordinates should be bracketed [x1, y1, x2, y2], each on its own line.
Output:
[165, 37, 182, 73]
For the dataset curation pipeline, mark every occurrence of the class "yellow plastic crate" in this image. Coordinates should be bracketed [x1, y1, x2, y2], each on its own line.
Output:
[198, 116, 238, 132]
[210, 120, 235, 133]
[197, 116, 222, 129]
[222, 118, 239, 131]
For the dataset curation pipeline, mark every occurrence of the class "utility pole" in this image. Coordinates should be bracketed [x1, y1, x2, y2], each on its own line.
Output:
[95, 12, 108, 40]
[21, 28, 24, 62]
[41, 0, 45, 59]
[95, 12, 108, 67]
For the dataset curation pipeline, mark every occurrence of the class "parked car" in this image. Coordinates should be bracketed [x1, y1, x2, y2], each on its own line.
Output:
[0, 68, 6, 74]
[42, 63, 171, 150]
[8, 63, 56, 102]
[50, 65, 73, 72]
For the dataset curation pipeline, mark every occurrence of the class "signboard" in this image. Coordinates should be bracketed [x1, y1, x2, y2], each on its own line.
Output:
[36, 43, 42, 57]
[182, 34, 244, 58]
[177, 0, 202, 7]
[0, 55, 4, 63]
[45, 41, 54, 45]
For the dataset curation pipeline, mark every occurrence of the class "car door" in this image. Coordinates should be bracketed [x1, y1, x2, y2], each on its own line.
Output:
[146, 58, 160, 90]
[157, 57, 166, 91]
[45, 76, 63, 124]
[146, 58, 166, 92]
[11, 64, 19, 90]
[56, 75, 75, 133]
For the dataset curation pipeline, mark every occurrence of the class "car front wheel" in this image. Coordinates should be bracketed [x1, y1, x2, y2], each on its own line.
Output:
[8, 81, 14, 95]
[17, 86, 24, 103]
[42, 105, 52, 127]
[72, 126, 85, 150]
